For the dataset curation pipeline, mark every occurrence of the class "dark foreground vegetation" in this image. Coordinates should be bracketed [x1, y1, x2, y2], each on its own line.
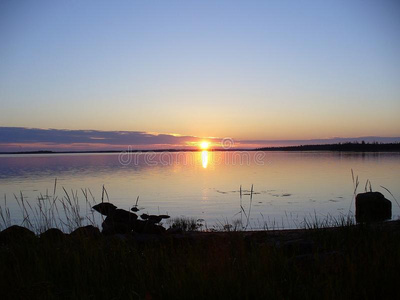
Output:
[257, 142, 400, 152]
[1, 220, 399, 299]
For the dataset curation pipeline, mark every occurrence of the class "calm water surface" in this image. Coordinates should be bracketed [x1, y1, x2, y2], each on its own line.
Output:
[0, 151, 399, 229]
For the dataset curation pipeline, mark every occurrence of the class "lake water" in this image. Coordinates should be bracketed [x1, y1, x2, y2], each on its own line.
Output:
[0, 151, 399, 230]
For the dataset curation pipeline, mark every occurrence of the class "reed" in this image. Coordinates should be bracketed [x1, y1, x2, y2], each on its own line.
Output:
[0, 179, 101, 234]
[0, 180, 399, 298]
[0, 216, 399, 299]
[167, 217, 201, 231]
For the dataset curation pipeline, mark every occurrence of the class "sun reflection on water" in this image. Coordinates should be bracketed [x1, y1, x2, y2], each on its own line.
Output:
[202, 150, 208, 168]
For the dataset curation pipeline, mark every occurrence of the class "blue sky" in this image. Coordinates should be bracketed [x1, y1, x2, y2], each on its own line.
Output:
[0, 0, 399, 149]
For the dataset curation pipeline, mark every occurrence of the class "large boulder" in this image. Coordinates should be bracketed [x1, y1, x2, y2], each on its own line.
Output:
[101, 218, 166, 235]
[93, 202, 166, 235]
[133, 219, 166, 234]
[101, 208, 139, 234]
[140, 213, 170, 224]
[93, 203, 138, 223]
[92, 203, 118, 216]
[40, 228, 66, 242]
[102, 217, 134, 235]
[70, 225, 101, 238]
[356, 192, 391, 223]
[0, 225, 36, 244]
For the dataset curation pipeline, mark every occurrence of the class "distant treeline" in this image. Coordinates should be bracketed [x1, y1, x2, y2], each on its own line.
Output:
[257, 142, 400, 152]
[2, 142, 400, 155]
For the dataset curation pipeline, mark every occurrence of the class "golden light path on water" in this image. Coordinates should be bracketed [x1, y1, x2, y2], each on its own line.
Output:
[202, 150, 208, 168]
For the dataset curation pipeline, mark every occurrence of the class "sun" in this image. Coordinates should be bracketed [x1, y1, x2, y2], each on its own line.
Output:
[200, 141, 209, 150]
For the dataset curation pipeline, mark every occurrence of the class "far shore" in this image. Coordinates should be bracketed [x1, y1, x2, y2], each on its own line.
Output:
[1, 142, 400, 155]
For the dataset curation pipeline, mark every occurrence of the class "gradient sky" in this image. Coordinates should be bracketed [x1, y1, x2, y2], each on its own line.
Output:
[1, 0, 400, 148]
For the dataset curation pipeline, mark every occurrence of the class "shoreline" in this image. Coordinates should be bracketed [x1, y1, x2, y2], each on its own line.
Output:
[1, 218, 399, 242]
[1, 143, 400, 155]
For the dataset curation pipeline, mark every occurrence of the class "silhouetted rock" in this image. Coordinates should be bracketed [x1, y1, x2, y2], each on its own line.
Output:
[140, 214, 170, 224]
[113, 209, 138, 221]
[141, 214, 162, 223]
[102, 218, 166, 235]
[93, 203, 138, 222]
[132, 219, 166, 234]
[40, 228, 65, 242]
[70, 225, 101, 238]
[101, 208, 139, 234]
[0, 225, 36, 244]
[356, 192, 392, 223]
[159, 214, 170, 219]
[166, 227, 183, 234]
[92, 203, 118, 216]
[93, 202, 138, 234]
[102, 217, 133, 235]
[93, 202, 167, 234]
[140, 213, 149, 220]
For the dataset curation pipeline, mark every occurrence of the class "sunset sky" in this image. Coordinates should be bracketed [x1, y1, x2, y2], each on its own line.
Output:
[1, 0, 399, 150]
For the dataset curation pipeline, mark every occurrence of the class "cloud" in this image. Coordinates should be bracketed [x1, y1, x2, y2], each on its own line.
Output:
[0, 127, 399, 152]
[0, 127, 203, 151]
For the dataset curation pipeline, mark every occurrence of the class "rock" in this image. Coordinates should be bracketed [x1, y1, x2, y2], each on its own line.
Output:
[144, 222, 166, 234]
[93, 203, 138, 224]
[101, 208, 139, 234]
[92, 203, 118, 216]
[102, 217, 133, 235]
[145, 215, 163, 224]
[140, 214, 170, 224]
[0, 225, 36, 244]
[40, 228, 66, 242]
[131, 219, 166, 234]
[93, 203, 139, 234]
[140, 213, 149, 220]
[102, 218, 166, 235]
[167, 227, 183, 234]
[356, 192, 392, 223]
[70, 225, 101, 238]
[113, 209, 138, 222]
[93, 203, 166, 234]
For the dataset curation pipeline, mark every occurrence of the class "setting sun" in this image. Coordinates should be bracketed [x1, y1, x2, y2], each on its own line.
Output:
[200, 141, 209, 150]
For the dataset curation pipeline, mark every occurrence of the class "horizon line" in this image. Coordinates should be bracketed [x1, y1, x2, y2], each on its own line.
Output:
[1, 126, 400, 152]
[1, 141, 400, 155]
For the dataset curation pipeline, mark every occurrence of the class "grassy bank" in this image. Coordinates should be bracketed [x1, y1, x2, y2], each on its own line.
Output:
[1, 220, 399, 299]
